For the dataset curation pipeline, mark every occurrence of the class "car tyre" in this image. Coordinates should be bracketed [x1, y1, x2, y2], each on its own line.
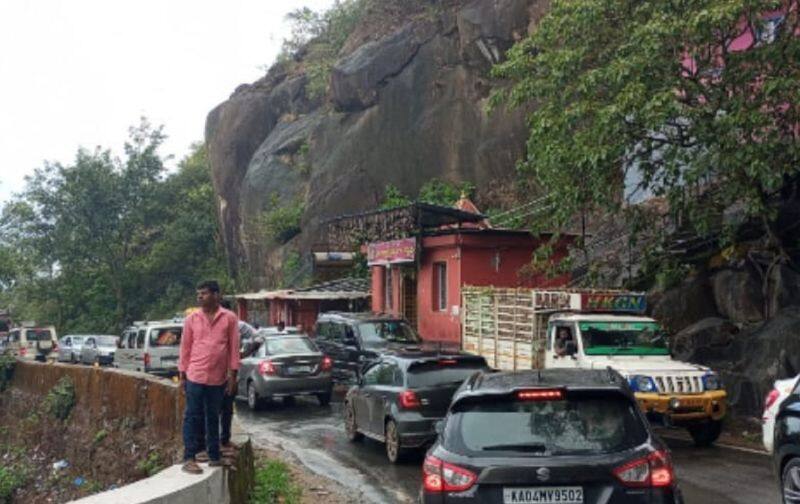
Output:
[344, 401, 363, 442]
[688, 420, 723, 447]
[385, 419, 406, 464]
[782, 457, 800, 504]
[316, 391, 332, 407]
[247, 381, 263, 411]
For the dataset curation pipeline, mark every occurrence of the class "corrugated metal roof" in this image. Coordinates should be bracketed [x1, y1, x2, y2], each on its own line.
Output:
[234, 277, 370, 301]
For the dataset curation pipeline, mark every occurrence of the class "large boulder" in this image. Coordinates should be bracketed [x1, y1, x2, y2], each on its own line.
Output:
[670, 317, 739, 363]
[711, 267, 765, 324]
[767, 264, 800, 318]
[650, 273, 719, 334]
[456, 0, 534, 65]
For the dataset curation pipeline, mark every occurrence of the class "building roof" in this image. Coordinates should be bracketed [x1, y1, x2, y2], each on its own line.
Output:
[235, 277, 371, 302]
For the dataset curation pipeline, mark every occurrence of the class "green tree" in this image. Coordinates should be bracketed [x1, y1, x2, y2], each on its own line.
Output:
[492, 0, 800, 247]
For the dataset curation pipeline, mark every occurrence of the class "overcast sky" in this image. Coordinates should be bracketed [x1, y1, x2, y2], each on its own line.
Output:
[0, 0, 333, 203]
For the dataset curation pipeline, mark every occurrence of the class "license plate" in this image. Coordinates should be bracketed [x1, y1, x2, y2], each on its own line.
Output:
[503, 487, 583, 504]
[288, 365, 312, 374]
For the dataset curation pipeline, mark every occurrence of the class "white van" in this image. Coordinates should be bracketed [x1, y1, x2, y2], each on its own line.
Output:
[115, 320, 182, 375]
[6, 326, 58, 361]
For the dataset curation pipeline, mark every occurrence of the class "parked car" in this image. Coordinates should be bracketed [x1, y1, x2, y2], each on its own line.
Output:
[79, 335, 119, 366]
[773, 381, 800, 502]
[764, 375, 800, 453]
[315, 312, 423, 383]
[115, 321, 182, 375]
[344, 350, 489, 463]
[56, 335, 88, 363]
[421, 368, 683, 503]
[6, 326, 58, 361]
[236, 334, 333, 410]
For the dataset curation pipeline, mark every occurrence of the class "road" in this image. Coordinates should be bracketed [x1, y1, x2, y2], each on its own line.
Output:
[236, 396, 779, 504]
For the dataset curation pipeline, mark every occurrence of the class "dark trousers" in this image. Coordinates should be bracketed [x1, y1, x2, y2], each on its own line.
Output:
[197, 392, 235, 451]
[183, 380, 225, 462]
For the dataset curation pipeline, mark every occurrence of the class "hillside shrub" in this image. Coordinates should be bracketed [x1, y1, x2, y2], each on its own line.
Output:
[44, 377, 76, 421]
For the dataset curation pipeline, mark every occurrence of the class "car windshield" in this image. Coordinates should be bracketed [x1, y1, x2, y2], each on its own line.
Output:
[407, 359, 488, 388]
[447, 393, 647, 457]
[579, 321, 669, 356]
[357, 321, 420, 346]
[266, 337, 316, 355]
[149, 327, 182, 347]
[26, 329, 52, 341]
[96, 336, 118, 346]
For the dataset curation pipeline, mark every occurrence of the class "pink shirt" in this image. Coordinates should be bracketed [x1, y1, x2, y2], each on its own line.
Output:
[179, 307, 240, 386]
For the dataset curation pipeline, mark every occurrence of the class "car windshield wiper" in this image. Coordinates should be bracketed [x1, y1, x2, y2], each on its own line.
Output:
[481, 443, 548, 453]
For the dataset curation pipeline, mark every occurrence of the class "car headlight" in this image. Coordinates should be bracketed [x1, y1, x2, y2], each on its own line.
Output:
[629, 375, 657, 393]
[703, 373, 721, 391]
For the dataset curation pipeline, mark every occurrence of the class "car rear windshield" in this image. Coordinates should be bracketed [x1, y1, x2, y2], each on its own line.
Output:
[357, 321, 420, 346]
[97, 336, 118, 346]
[446, 392, 647, 457]
[149, 327, 182, 347]
[266, 337, 316, 355]
[407, 359, 487, 388]
[26, 329, 52, 341]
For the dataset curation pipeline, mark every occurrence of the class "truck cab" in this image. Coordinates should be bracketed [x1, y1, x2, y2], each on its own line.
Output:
[545, 312, 727, 446]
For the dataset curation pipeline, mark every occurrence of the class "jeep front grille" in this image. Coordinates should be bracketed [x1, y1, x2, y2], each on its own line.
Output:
[653, 375, 703, 394]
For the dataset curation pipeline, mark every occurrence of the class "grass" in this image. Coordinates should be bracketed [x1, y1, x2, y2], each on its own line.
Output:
[251, 460, 301, 504]
[0, 465, 28, 503]
[136, 451, 163, 477]
[93, 429, 108, 445]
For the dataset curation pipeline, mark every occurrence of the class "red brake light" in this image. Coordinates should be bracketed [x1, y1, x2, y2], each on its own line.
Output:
[613, 450, 673, 488]
[423, 455, 477, 493]
[320, 356, 333, 372]
[437, 359, 458, 365]
[398, 390, 421, 409]
[259, 360, 276, 375]
[765, 389, 780, 411]
[517, 389, 565, 401]
[143, 353, 151, 368]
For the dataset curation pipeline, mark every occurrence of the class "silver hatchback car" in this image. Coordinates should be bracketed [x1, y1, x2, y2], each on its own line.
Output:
[79, 335, 119, 366]
[236, 334, 333, 410]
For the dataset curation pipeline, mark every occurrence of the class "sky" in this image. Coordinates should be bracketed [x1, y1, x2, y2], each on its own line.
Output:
[0, 0, 334, 203]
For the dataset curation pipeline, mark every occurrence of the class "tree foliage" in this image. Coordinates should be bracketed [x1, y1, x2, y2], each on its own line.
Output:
[380, 179, 475, 209]
[0, 120, 229, 333]
[493, 0, 800, 243]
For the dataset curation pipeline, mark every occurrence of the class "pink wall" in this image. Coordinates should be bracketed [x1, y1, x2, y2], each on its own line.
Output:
[417, 241, 462, 343]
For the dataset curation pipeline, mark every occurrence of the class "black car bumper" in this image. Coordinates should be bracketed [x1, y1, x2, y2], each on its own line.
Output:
[421, 486, 682, 504]
[397, 416, 439, 449]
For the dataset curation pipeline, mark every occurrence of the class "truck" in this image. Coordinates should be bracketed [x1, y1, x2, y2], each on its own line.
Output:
[461, 286, 727, 446]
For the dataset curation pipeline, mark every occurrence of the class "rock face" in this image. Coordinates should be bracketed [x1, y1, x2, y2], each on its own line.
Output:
[206, 0, 541, 280]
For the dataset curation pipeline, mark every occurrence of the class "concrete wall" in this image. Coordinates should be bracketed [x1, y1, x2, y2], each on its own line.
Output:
[12, 360, 184, 441]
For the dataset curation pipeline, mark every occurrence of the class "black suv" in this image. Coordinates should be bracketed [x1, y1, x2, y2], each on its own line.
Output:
[422, 368, 683, 504]
[773, 381, 800, 503]
[344, 350, 489, 463]
[315, 312, 423, 383]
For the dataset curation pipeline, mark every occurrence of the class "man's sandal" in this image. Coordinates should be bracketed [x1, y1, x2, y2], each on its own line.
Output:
[195, 451, 210, 463]
[182, 461, 203, 474]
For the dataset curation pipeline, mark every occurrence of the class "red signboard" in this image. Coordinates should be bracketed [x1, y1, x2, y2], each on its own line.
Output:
[367, 238, 416, 266]
[581, 293, 647, 313]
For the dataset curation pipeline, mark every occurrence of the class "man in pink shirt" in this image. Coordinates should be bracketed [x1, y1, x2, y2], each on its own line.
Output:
[179, 280, 240, 474]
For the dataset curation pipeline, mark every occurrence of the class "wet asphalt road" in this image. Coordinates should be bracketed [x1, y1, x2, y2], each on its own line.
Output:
[235, 395, 779, 504]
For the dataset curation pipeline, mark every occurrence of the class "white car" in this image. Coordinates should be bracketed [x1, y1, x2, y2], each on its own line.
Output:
[763, 375, 800, 452]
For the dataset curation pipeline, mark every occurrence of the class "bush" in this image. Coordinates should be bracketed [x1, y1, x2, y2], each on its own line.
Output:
[0, 465, 27, 504]
[260, 196, 304, 245]
[44, 377, 76, 421]
[251, 460, 301, 504]
[0, 353, 14, 392]
[136, 451, 163, 477]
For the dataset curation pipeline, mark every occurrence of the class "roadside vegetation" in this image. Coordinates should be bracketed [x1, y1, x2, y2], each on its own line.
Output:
[0, 119, 232, 334]
[251, 460, 301, 504]
[492, 0, 800, 283]
[380, 179, 476, 209]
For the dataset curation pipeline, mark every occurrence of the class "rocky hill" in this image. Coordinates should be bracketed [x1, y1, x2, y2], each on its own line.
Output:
[205, 0, 549, 285]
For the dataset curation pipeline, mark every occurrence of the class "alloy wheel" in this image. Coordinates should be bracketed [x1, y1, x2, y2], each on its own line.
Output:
[247, 383, 258, 410]
[385, 420, 399, 463]
[784, 462, 800, 503]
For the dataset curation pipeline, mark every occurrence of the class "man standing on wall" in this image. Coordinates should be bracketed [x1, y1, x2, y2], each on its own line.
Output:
[179, 280, 240, 474]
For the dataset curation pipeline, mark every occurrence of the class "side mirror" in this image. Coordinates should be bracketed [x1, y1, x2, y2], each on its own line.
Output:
[434, 420, 444, 436]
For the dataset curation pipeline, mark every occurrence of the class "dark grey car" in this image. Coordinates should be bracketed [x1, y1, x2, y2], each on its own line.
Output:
[236, 334, 333, 410]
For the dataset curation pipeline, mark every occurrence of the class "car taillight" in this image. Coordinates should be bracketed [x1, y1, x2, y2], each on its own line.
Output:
[423, 455, 477, 493]
[259, 360, 276, 376]
[398, 390, 421, 409]
[20, 347, 27, 356]
[143, 353, 151, 368]
[437, 359, 458, 365]
[765, 389, 780, 411]
[613, 450, 674, 488]
[516, 389, 565, 401]
[320, 356, 333, 372]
